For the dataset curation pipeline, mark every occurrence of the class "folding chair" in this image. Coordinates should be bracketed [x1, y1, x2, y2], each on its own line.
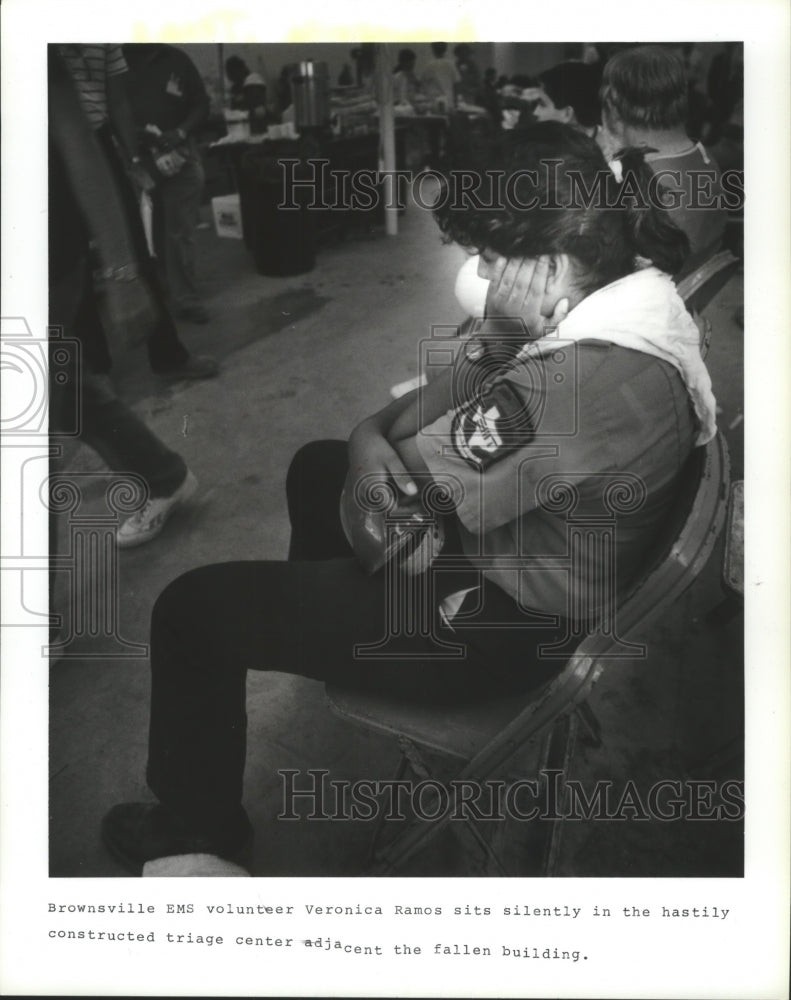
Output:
[677, 249, 742, 358]
[326, 432, 731, 875]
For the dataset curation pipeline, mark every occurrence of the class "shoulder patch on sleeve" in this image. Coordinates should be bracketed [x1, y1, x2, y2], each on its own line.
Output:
[451, 379, 535, 469]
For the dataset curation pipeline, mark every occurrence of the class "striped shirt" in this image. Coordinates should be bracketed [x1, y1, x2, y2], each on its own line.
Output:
[58, 44, 128, 128]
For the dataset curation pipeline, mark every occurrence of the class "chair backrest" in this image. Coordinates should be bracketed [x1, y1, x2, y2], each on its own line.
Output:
[530, 431, 731, 722]
[678, 250, 741, 329]
[678, 249, 741, 359]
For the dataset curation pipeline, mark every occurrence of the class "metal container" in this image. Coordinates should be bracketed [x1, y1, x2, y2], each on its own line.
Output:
[291, 60, 330, 128]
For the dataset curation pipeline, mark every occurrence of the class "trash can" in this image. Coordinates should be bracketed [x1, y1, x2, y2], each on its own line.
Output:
[241, 148, 316, 276]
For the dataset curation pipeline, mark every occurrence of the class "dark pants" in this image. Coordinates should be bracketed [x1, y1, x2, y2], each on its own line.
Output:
[146, 441, 566, 836]
[95, 125, 189, 373]
[50, 261, 188, 498]
[152, 140, 205, 311]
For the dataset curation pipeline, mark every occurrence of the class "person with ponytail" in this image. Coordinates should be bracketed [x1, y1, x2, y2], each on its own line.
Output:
[101, 122, 716, 874]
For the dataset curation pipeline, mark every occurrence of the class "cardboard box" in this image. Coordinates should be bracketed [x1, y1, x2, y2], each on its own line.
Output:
[211, 194, 244, 240]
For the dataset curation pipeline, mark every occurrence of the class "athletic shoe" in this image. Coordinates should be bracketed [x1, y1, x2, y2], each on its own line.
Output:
[116, 470, 198, 548]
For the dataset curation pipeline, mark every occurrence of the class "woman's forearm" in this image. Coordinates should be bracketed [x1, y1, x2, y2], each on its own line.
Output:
[352, 384, 422, 439]
[386, 367, 454, 443]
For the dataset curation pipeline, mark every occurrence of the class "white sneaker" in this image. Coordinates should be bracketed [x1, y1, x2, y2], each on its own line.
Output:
[116, 471, 198, 549]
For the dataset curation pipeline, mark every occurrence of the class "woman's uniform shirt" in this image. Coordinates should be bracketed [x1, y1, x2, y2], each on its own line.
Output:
[417, 339, 697, 619]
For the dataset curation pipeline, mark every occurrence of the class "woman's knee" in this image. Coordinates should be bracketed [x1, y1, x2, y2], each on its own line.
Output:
[286, 439, 347, 498]
[151, 563, 231, 634]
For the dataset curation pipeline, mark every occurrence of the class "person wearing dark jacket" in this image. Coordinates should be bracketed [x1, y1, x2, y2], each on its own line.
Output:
[124, 44, 211, 323]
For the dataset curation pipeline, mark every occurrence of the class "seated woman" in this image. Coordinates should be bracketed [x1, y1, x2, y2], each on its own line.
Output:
[102, 122, 717, 873]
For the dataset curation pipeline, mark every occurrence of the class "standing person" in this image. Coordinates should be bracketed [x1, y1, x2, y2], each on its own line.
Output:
[392, 48, 426, 107]
[521, 61, 602, 138]
[453, 43, 481, 104]
[598, 45, 728, 278]
[49, 49, 199, 549]
[101, 124, 716, 873]
[275, 66, 293, 117]
[224, 55, 251, 110]
[420, 41, 460, 111]
[58, 44, 218, 380]
[392, 49, 430, 168]
[350, 44, 376, 90]
[479, 67, 502, 125]
[241, 72, 278, 133]
[124, 43, 211, 325]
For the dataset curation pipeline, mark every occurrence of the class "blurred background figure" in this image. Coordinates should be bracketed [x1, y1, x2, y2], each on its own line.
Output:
[242, 71, 279, 132]
[391, 49, 430, 169]
[479, 67, 502, 124]
[124, 43, 212, 324]
[420, 42, 460, 111]
[225, 55, 251, 110]
[49, 48, 199, 549]
[599, 44, 727, 278]
[349, 43, 376, 90]
[521, 60, 602, 138]
[275, 66, 293, 118]
[392, 48, 426, 107]
[453, 43, 481, 104]
[57, 43, 217, 379]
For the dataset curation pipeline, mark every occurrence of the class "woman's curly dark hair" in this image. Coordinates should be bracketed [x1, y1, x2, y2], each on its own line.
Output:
[433, 121, 689, 293]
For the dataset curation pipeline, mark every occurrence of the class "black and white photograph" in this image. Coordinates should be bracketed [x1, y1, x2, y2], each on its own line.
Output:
[45, 35, 749, 880]
[1, 1, 789, 997]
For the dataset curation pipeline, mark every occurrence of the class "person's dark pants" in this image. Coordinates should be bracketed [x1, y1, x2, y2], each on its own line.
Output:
[145, 440, 567, 837]
[49, 260, 188, 498]
[95, 125, 190, 373]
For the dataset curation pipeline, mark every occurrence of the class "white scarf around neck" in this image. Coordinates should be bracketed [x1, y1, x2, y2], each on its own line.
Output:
[523, 267, 717, 445]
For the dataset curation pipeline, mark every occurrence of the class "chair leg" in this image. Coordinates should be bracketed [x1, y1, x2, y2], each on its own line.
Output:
[370, 717, 580, 877]
[369, 686, 602, 874]
[541, 711, 579, 876]
[575, 701, 602, 748]
[462, 818, 511, 877]
[366, 752, 409, 868]
[371, 781, 513, 877]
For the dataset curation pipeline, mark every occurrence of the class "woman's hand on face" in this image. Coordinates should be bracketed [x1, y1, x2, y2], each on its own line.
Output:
[348, 420, 418, 498]
[485, 255, 569, 338]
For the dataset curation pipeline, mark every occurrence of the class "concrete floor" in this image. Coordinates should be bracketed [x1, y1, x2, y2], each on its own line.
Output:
[49, 193, 744, 878]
